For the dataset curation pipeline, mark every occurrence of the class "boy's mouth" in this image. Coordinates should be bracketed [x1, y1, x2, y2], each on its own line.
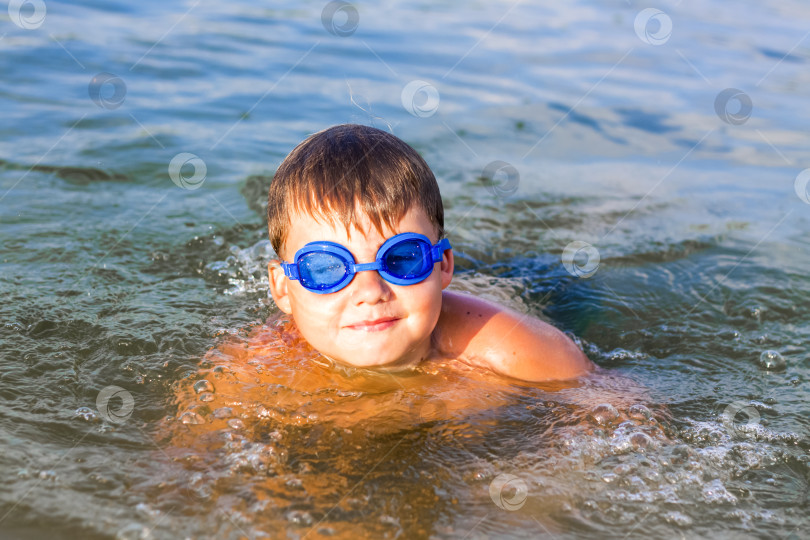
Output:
[344, 317, 400, 332]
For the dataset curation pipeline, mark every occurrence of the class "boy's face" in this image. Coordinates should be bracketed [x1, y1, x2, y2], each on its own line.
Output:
[268, 206, 453, 369]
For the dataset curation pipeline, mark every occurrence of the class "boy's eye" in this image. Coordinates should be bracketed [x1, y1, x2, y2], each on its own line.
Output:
[299, 253, 347, 286]
[384, 241, 425, 277]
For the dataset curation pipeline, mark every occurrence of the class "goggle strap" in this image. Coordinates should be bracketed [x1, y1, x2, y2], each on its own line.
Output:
[431, 238, 452, 261]
[281, 262, 299, 280]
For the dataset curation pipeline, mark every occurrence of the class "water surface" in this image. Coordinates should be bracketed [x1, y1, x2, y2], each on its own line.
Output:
[1, 1, 808, 538]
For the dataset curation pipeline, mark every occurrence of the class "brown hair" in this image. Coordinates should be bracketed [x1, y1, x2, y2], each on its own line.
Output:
[267, 124, 445, 257]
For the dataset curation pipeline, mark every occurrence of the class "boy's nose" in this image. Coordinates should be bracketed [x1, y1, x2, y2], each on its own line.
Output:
[348, 269, 391, 304]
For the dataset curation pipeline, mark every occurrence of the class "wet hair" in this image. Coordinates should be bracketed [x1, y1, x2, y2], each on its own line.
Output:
[267, 124, 445, 257]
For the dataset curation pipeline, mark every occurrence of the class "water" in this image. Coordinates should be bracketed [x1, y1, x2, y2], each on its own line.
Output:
[1, 0, 809, 538]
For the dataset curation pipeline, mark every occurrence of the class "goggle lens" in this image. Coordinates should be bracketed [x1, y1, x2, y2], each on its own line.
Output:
[298, 252, 348, 290]
[383, 240, 428, 279]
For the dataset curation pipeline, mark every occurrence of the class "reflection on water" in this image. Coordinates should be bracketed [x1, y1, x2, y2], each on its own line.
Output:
[1, 0, 809, 538]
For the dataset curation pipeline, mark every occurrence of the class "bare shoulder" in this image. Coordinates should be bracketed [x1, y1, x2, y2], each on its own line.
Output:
[434, 290, 594, 382]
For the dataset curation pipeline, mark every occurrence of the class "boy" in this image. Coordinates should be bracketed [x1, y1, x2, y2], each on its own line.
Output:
[266, 124, 593, 382]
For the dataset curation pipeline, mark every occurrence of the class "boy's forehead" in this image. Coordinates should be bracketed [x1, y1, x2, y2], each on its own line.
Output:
[287, 208, 395, 242]
[281, 205, 435, 256]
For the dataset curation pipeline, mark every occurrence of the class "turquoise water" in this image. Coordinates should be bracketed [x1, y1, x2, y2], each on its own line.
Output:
[1, 0, 809, 538]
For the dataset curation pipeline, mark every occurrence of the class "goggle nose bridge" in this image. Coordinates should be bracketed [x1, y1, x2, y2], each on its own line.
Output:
[352, 261, 383, 273]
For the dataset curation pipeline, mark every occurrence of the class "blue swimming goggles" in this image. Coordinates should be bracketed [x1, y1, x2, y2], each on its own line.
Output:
[281, 232, 452, 294]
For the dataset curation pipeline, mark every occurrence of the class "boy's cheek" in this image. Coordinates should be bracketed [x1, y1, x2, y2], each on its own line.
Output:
[288, 290, 340, 321]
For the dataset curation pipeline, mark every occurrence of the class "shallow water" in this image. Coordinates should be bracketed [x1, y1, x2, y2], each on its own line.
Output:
[1, 0, 809, 538]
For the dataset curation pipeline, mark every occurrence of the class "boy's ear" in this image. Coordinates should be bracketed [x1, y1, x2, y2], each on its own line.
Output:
[440, 248, 454, 289]
[268, 260, 292, 314]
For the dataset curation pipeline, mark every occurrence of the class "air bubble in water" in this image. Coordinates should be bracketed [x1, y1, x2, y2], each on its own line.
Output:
[758, 350, 786, 371]
[179, 411, 205, 424]
[286, 477, 304, 490]
[213, 407, 233, 419]
[589, 403, 619, 425]
[285, 510, 314, 525]
[38, 470, 57, 482]
[628, 404, 652, 421]
[74, 406, 99, 422]
[629, 432, 653, 450]
[135, 502, 161, 520]
[115, 524, 154, 540]
[199, 392, 215, 402]
[702, 478, 738, 504]
[663, 511, 693, 527]
[194, 379, 215, 393]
